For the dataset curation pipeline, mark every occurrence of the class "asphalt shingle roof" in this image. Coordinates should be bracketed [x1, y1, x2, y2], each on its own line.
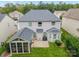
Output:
[46, 27, 60, 33]
[0, 13, 6, 22]
[19, 10, 61, 22]
[9, 28, 34, 42]
[63, 8, 79, 20]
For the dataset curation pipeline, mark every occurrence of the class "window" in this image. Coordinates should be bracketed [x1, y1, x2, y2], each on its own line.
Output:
[23, 43, 28, 52]
[53, 34, 57, 39]
[38, 22, 42, 27]
[17, 43, 22, 53]
[51, 21, 55, 25]
[28, 22, 32, 26]
[37, 29, 43, 33]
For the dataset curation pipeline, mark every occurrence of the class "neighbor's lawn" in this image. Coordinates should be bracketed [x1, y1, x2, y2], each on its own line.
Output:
[12, 43, 69, 57]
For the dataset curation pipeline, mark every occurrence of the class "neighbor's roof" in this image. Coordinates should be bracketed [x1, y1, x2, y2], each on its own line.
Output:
[54, 11, 66, 17]
[9, 11, 23, 16]
[0, 13, 6, 22]
[46, 27, 60, 33]
[19, 10, 61, 22]
[9, 28, 34, 42]
[63, 8, 79, 20]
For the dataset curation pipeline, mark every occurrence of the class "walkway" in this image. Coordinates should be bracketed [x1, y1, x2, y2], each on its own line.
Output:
[1, 51, 11, 57]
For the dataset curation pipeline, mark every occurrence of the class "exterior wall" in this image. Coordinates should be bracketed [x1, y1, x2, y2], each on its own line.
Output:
[0, 16, 17, 46]
[18, 21, 61, 41]
[62, 17, 79, 37]
[18, 21, 61, 32]
[47, 32, 61, 42]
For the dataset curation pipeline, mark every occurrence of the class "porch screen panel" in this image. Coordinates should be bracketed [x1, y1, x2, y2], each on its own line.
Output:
[23, 43, 28, 52]
[11, 43, 16, 53]
[17, 43, 22, 53]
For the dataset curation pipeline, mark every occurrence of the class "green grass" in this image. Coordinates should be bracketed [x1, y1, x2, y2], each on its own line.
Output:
[12, 43, 69, 57]
[0, 34, 14, 56]
[0, 46, 6, 56]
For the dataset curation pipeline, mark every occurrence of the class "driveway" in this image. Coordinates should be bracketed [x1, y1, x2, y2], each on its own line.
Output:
[31, 40, 49, 48]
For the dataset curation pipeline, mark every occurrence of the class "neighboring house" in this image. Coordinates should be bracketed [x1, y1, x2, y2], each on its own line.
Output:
[54, 11, 66, 18]
[8, 10, 61, 54]
[9, 11, 23, 21]
[62, 8, 79, 37]
[0, 13, 17, 46]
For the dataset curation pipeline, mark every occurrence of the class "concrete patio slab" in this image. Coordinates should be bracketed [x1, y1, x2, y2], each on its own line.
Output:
[31, 40, 49, 48]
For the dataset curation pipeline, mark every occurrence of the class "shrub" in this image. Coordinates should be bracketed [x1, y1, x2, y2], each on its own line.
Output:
[61, 29, 79, 56]
[55, 40, 62, 46]
[5, 43, 10, 52]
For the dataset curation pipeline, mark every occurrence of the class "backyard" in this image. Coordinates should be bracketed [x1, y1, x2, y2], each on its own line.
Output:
[1, 29, 79, 57]
[12, 42, 69, 57]
[12, 29, 79, 57]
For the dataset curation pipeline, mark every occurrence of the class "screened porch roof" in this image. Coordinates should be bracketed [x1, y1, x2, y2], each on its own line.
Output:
[8, 28, 34, 42]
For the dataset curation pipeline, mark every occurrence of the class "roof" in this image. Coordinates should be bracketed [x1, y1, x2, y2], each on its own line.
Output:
[63, 8, 79, 20]
[9, 10, 23, 20]
[54, 11, 66, 17]
[46, 27, 60, 33]
[0, 13, 6, 22]
[9, 11, 23, 16]
[19, 10, 61, 22]
[9, 28, 34, 42]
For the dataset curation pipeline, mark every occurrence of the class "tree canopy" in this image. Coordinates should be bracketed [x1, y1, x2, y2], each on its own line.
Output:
[0, 1, 79, 14]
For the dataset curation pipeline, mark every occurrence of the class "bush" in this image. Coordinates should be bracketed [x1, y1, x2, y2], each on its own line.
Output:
[5, 43, 10, 52]
[55, 40, 62, 46]
[61, 29, 79, 56]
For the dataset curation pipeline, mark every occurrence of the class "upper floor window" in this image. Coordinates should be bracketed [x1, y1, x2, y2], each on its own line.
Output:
[38, 22, 42, 27]
[28, 22, 32, 26]
[51, 21, 55, 25]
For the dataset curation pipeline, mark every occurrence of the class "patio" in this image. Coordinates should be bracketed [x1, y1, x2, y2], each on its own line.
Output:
[31, 40, 49, 48]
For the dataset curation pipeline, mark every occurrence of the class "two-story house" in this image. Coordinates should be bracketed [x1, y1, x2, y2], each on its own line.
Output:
[8, 10, 61, 54]
[0, 13, 17, 46]
[18, 10, 61, 41]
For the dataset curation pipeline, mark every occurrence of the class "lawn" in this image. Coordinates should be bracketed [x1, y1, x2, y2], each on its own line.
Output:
[0, 46, 6, 56]
[12, 43, 69, 57]
[0, 34, 14, 56]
